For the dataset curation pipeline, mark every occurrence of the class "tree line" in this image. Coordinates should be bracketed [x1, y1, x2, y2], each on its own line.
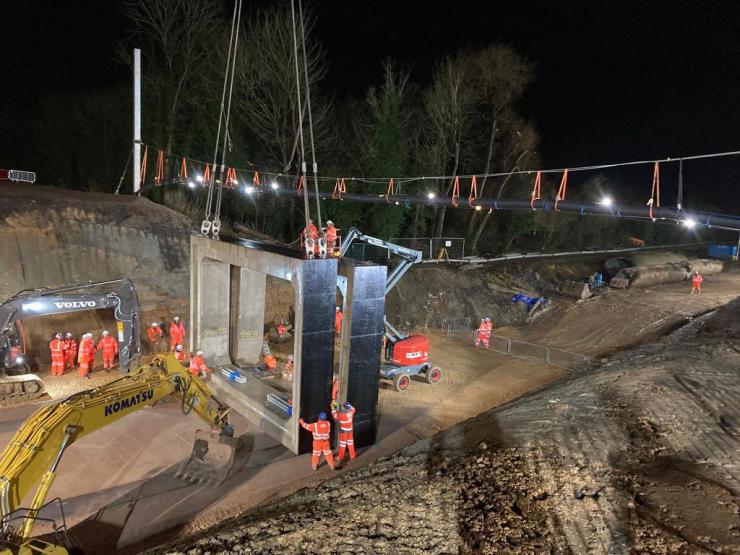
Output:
[21, 0, 696, 254]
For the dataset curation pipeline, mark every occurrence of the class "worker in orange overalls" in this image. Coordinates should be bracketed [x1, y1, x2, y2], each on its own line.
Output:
[63, 332, 77, 371]
[174, 344, 187, 365]
[299, 412, 336, 470]
[261, 352, 278, 371]
[690, 271, 703, 295]
[49, 333, 65, 377]
[169, 316, 186, 351]
[77, 333, 95, 378]
[335, 307, 343, 334]
[97, 330, 118, 372]
[332, 401, 356, 462]
[301, 219, 319, 255]
[147, 322, 163, 352]
[188, 350, 211, 379]
[324, 220, 338, 253]
[474, 317, 492, 348]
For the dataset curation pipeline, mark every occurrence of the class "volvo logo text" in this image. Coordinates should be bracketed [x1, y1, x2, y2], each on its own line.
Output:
[54, 301, 97, 309]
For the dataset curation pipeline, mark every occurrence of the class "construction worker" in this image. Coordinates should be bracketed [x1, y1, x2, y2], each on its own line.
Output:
[276, 322, 288, 339]
[7, 339, 22, 368]
[147, 322, 163, 351]
[169, 316, 186, 351]
[690, 271, 703, 295]
[188, 350, 211, 379]
[335, 307, 343, 334]
[284, 354, 294, 370]
[49, 333, 65, 376]
[298, 412, 336, 470]
[174, 344, 187, 365]
[474, 318, 492, 348]
[97, 330, 119, 372]
[301, 219, 319, 255]
[63, 332, 77, 371]
[262, 351, 278, 371]
[77, 333, 95, 378]
[325, 220, 338, 253]
[332, 401, 356, 462]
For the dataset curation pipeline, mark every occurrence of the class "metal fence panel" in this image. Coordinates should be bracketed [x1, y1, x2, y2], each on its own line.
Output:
[489, 334, 511, 355]
[509, 339, 549, 363]
[431, 237, 465, 260]
[390, 238, 432, 259]
[548, 347, 590, 369]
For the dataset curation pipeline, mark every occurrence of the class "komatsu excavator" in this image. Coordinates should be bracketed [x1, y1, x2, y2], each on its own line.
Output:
[0, 279, 141, 403]
[0, 354, 238, 555]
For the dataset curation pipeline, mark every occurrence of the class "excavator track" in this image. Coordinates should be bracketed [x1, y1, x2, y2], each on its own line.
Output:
[0, 374, 46, 404]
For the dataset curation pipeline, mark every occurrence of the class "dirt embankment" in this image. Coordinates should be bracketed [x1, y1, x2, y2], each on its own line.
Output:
[154, 298, 740, 555]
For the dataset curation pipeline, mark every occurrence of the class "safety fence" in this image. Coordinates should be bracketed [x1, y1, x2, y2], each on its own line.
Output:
[424, 320, 590, 371]
[0, 169, 36, 183]
[390, 237, 465, 260]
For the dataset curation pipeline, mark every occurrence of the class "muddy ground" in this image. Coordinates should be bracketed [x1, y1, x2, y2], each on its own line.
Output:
[155, 294, 740, 555]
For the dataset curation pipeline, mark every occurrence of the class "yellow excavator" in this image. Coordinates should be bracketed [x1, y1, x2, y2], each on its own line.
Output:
[0, 354, 238, 555]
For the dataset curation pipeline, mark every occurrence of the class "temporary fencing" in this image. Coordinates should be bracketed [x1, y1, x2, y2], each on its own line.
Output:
[424, 320, 590, 371]
[391, 237, 465, 260]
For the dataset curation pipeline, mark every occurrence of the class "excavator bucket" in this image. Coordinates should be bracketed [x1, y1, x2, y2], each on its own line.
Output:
[176, 430, 240, 486]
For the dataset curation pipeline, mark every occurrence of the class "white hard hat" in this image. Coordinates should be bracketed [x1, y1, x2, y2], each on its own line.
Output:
[326, 220, 334, 226]
[151, 322, 159, 327]
[55, 333, 62, 339]
[196, 350, 204, 356]
[102, 330, 110, 336]
[336, 306, 340, 311]
[173, 316, 180, 322]
[176, 344, 183, 352]
[84, 332, 92, 338]
[65, 332, 72, 338]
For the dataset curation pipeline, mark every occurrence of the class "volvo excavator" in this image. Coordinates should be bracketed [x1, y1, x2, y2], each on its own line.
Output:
[0, 353, 238, 555]
[0, 279, 141, 403]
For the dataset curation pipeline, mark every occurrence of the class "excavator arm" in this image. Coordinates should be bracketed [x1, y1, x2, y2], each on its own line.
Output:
[0, 354, 232, 553]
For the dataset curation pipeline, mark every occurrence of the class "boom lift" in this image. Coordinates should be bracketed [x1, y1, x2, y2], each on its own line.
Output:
[0, 354, 237, 555]
[0, 279, 141, 403]
[339, 229, 443, 392]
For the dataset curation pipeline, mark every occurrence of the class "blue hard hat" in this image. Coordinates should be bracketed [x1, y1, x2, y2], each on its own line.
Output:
[343, 401, 352, 409]
[319, 412, 327, 420]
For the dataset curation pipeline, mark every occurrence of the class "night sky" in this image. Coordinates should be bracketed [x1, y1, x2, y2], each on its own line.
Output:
[2, 0, 739, 208]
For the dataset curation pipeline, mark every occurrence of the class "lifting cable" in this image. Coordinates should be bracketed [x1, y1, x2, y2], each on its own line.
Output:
[298, 0, 322, 229]
[290, 0, 311, 236]
[212, 0, 243, 235]
[139, 145, 149, 186]
[647, 161, 660, 220]
[154, 150, 165, 185]
[333, 178, 346, 200]
[179, 157, 188, 180]
[677, 159, 683, 211]
[201, 0, 241, 236]
[529, 170, 541, 210]
[384, 178, 395, 203]
[554, 168, 568, 211]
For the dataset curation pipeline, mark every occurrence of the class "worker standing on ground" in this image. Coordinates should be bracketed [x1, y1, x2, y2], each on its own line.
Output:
[332, 401, 356, 463]
[299, 413, 336, 470]
[147, 322, 163, 352]
[169, 316, 186, 351]
[475, 318, 492, 348]
[335, 307, 343, 334]
[691, 271, 703, 295]
[188, 350, 211, 379]
[63, 332, 77, 371]
[77, 333, 95, 378]
[97, 330, 118, 372]
[324, 220, 338, 253]
[49, 333, 65, 377]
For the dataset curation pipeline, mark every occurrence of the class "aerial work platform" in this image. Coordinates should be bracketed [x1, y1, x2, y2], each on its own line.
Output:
[189, 235, 385, 454]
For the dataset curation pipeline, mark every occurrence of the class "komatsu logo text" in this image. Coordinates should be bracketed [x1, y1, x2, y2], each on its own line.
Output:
[104, 390, 154, 416]
[54, 301, 97, 309]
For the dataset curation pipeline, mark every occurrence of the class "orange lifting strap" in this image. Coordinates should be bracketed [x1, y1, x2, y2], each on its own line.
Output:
[154, 150, 165, 185]
[253, 171, 260, 187]
[203, 163, 211, 186]
[332, 178, 347, 200]
[468, 175, 478, 207]
[530, 170, 542, 210]
[554, 169, 568, 210]
[296, 175, 305, 194]
[384, 178, 395, 203]
[179, 157, 188, 180]
[647, 161, 660, 220]
[139, 145, 149, 186]
[450, 176, 460, 207]
[226, 167, 237, 188]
